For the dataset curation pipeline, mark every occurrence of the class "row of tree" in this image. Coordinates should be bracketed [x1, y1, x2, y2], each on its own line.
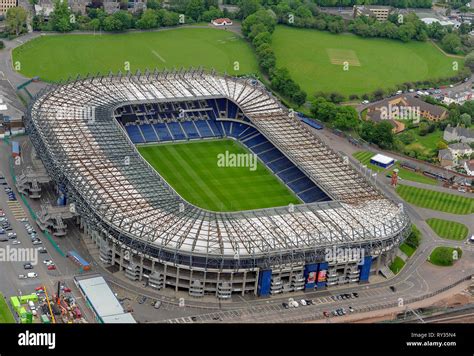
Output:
[242, 10, 307, 106]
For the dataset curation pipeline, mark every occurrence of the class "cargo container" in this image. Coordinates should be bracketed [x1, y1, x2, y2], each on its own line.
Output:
[11, 141, 20, 158]
[10, 296, 20, 312]
[67, 250, 91, 271]
[19, 293, 39, 304]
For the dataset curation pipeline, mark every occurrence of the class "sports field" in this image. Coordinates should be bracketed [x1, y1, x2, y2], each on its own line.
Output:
[272, 26, 461, 96]
[138, 139, 300, 211]
[12, 28, 258, 82]
[396, 185, 474, 215]
[426, 218, 468, 241]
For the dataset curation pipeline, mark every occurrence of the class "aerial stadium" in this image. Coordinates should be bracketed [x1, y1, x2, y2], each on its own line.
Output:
[26, 69, 411, 299]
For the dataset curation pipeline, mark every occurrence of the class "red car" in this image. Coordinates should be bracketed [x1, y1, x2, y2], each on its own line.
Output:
[323, 311, 330, 318]
[35, 286, 44, 291]
[63, 287, 72, 293]
[47, 264, 56, 270]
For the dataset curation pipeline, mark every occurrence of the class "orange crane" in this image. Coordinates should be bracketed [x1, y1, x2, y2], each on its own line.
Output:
[42, 285, 56, 324]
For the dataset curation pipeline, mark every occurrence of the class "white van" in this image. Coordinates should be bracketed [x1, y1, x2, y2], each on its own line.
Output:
[27, 272, 38, 278]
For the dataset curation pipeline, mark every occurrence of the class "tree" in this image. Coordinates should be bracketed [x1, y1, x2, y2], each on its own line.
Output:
[437, 141, 448, 150]
[239, 0, 260, 19]
[136, 9, 158, 29]
[332, 106, 358, 131]
[185, 0, 205, 21]
[241, 10, 276, 38]
[146, 0, 162, 10]
[103, 15, 123, 31]
[6, 7, 28, 36]
[292, 90, 307, 107]
[441, 33, 462, 54]
[50, 0, 74, 32]
[465, 51, 474, 73]
[459, 113, 471, 127]
[201, 6, 223, 22]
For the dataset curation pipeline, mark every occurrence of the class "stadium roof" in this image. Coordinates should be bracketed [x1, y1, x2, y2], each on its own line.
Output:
[28, 70, 409, 259]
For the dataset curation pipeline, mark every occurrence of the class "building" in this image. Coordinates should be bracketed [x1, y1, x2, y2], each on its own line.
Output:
[74, 275, 136, 323]
[464, 160, 474, 176]
[442, 90, 473, 105]
[0, 79, 24, 138]
[444, 125, 474, 144]
[27, 71, 410, 298]
[438, 149, 454, 167]
[0, 0, 17, 16]
[366, 95, 448, 124]
[353, 5, 393, 21]
[420, 17, 461, 28]
[448, 142, 473, 157]
[370, 154, 395, 169]
[212, 17, 233, 26]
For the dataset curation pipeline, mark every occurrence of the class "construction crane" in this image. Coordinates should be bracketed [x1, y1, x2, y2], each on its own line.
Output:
[42, 285, 56, 324]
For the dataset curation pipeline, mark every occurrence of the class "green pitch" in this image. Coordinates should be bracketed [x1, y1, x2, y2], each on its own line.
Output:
[396, 185, 474, 215]
[12, 28, 258, 82]
[426, 218, 468, 241]
[272, 26, 461, 96]
[138, 139, 300, 211]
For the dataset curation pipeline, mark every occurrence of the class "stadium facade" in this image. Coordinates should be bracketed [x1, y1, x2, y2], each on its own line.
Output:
[26, 70, 410, 299]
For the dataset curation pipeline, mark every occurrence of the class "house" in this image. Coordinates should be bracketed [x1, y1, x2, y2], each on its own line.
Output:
[0, 0, 17, 16]
[366, 95, 448, 126]
[353, 5, 393, 21]
[438, 149, 454, 167]
[443, 125, 474, 144]
[448, 142, 473, 156]
[464, 160, 474, 176]
[212, 18, 233, 26]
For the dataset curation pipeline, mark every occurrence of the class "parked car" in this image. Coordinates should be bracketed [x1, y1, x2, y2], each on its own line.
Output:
[12, 240, 21, 245]
[32, 240, 42, 245]
[323, 311, 330, 317]
[18, 274, 27, 279]
[305, 299, 314, 305]
[43, 260, 53, 265]
[390, 286, 397, 292]
[23, 263, 33, 270]
[38, 247, 47, 254]
[27, 272, 38, 278]
[300, 299, 307, 306]
[348, 306, 354, 313]
[352, 292, 359, 298]
[153, 301, 162, 309]
[47, 265, 56, 270]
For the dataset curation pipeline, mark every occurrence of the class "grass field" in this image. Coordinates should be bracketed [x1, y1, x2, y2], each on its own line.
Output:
[396, 185, 474, 214]
[426, 218, 469, 241]
[403, 128, 445, 159]
[272, 26, 460, 96]
[390, 163, 437, 186]
[399, 243, 416, 257]
[352, 151, 385, 172]
[12, 28, 259, 82]
[138, 139, 300, 211]
[389, 256, 406, 274]
[0, 293, 15, 324]
[428, 246, 463, 266]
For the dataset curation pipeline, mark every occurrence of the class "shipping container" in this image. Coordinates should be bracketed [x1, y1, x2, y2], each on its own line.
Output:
[67, 250, 91, 271]
[11, 141, 20, 157]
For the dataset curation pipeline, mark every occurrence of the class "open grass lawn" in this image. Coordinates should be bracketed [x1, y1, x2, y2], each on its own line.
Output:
[0, 293, 15, 323]
[399, 243, 416, 257]
[426, 218, 469, 241]
[428, 246, 463, 266]
[12, 28, 259, 82]
[403, 128, 445, 158]
[396, 185, 474, 214]
[352, 151, 385, 172]
[389, 256, 406, 274]
[390, 163, 437, 186]
[272, 26, 459, 96]
[138, 139, 300, 211]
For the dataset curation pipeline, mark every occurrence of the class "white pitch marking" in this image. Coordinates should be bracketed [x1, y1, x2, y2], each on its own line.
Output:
[151, 50, 166, 63]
